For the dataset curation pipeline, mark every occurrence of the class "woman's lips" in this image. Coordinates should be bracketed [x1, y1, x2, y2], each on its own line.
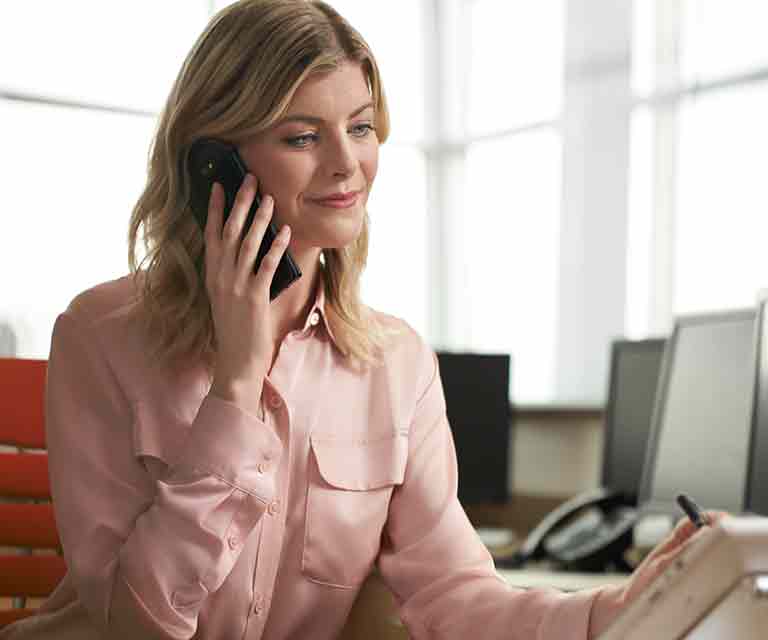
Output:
[310, 190, 362, 209]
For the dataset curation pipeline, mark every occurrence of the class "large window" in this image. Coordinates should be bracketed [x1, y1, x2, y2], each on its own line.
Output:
[6, 1, 765, 407]
[463, 131, 562, 402]
[627, 0, 768, 335]
[436, 0, 566, 404]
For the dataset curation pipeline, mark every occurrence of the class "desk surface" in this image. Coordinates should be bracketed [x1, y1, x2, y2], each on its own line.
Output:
[497, 568, 627, 591]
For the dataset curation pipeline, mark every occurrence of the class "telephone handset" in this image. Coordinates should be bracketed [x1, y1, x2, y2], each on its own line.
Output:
[186, 138, 302, 300]
[496, 487, 638, 573]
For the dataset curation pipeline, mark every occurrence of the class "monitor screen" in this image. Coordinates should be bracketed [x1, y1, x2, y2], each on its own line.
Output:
[436, 352, 511, 505]
[602, 338, 666, 502]
[747, 299, 768, 515]
[640, 309, 758, 517]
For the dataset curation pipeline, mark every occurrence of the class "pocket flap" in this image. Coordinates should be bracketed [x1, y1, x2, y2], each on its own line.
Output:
[132, 400, 190, 465]
[310, 432, 408, 491]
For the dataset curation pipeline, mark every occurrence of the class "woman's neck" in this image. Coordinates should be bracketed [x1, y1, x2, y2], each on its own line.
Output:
[268, 246, 323, 344]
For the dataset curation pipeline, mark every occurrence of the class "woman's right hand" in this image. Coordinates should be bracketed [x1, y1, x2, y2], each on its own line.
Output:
[204, 173, 291, 416]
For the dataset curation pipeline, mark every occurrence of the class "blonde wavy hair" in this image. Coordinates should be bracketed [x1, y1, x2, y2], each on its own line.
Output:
[128, 0, 395, 373]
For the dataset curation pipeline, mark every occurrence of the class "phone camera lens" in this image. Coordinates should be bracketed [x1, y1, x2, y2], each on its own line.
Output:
[200, 160, 216, 178]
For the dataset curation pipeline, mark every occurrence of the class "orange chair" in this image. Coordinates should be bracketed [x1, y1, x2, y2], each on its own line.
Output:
[0, 358, 67, 628]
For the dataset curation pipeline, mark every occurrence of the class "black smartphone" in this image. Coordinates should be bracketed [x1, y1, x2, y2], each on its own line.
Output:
[187, 138, 302, 300]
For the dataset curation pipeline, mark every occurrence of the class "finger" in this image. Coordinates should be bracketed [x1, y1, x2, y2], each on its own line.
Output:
[642, 526, 706, 581]
[204, 182, 224, 275]
[632, 517, 695, 575]
[252, 224, 291, 294]
[704, 510, 730, 525]
[635, 514, 713, 576]
[234, 193, 276, 288]
[626, 523, 711, 602]
[660, 510, 728, 554]
[221, 174, 258, 262]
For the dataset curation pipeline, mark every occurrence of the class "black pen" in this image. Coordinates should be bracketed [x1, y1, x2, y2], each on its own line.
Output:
[676, 493, 710, 529]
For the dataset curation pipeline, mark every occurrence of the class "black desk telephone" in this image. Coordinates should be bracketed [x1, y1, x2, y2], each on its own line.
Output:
[496, 487, 638, 573]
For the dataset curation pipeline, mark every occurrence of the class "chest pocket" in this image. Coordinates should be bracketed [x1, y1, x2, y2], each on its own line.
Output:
[302, 431, 408, 589]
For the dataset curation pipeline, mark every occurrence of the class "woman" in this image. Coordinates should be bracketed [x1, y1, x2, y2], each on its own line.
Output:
[2, 1, 714, 638]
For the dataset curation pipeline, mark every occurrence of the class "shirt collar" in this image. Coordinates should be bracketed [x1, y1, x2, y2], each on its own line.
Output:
[301, 278, 338, 347]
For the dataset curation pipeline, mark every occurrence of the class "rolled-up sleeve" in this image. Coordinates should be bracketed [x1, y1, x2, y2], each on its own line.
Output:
[377, 349, 601, 640]
[45, 311, 281, 639]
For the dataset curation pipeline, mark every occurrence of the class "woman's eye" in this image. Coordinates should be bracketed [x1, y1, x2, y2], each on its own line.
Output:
[285, 133, 318, 148]
[350, 123, 375, 137]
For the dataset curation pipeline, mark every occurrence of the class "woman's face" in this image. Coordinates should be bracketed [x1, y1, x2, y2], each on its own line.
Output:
[238, 61, 379, 255]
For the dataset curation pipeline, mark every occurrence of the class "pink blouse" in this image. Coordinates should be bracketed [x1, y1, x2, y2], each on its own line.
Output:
[1, 275, 600, 640]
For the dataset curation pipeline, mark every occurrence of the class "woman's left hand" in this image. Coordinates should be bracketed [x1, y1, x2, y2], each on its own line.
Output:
[587, 510, 728, 638]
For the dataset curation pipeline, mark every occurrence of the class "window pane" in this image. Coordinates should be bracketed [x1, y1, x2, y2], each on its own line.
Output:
[675, 85, 768, 314]
[626, 106, 654, 337]
[362, 146, 428, 335]
[681, 0, 768, 83]
[0, 101, 156, 357]
[464, 131, 562, 403]
[326, 1, 426, 143]
[465, 0, 564, 135]
[631, 0, 656, 95]
[0, 2, 210, 111]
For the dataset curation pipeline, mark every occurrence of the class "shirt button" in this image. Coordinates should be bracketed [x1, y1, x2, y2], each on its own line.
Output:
[257, 461, 269, 474]
[269, 393, 282, 409]
[253, 593, 264, 615]
[309, 311, 320, 326]
[227, 535, 239, 550]
[267, 499, 281, 516]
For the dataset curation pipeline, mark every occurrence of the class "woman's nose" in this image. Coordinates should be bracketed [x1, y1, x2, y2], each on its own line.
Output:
[326, 134, 357, 178]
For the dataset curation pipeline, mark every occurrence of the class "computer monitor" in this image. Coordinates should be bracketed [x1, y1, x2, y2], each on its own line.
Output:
[746, 298, 768, 515]
[639, 309, 759, 518]
[436, 352, 511, 505]
[602, 338, 666, 504]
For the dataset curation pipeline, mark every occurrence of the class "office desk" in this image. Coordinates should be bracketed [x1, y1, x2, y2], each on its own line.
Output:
[338, 569, 628, 640]
[499, 568, 627, 591]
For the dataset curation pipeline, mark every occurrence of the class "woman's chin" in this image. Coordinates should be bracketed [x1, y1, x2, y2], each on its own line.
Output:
[291, 227, 363, 254]
[319, 218, 365, 249]
[323, 231, 363, 250]
[288, 206, 365, 251]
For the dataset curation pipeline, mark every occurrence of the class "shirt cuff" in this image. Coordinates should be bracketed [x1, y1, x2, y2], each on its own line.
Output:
[540, 587, 603, 640]
[173, 394, 283, 495]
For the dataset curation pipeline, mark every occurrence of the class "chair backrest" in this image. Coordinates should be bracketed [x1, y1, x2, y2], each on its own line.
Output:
[0, 358, 67, 628]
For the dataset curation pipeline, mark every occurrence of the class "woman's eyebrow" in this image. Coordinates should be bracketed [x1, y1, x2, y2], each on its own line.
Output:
[276, 101, 374, 126]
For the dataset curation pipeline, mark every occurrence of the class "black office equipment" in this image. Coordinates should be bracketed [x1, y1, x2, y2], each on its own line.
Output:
[746, 298, 768, 515]
[602, 338, 667, 503]
[639, 308, 759, 518]
[498, 338, 666, 573]
[436, 352, 511, 506]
